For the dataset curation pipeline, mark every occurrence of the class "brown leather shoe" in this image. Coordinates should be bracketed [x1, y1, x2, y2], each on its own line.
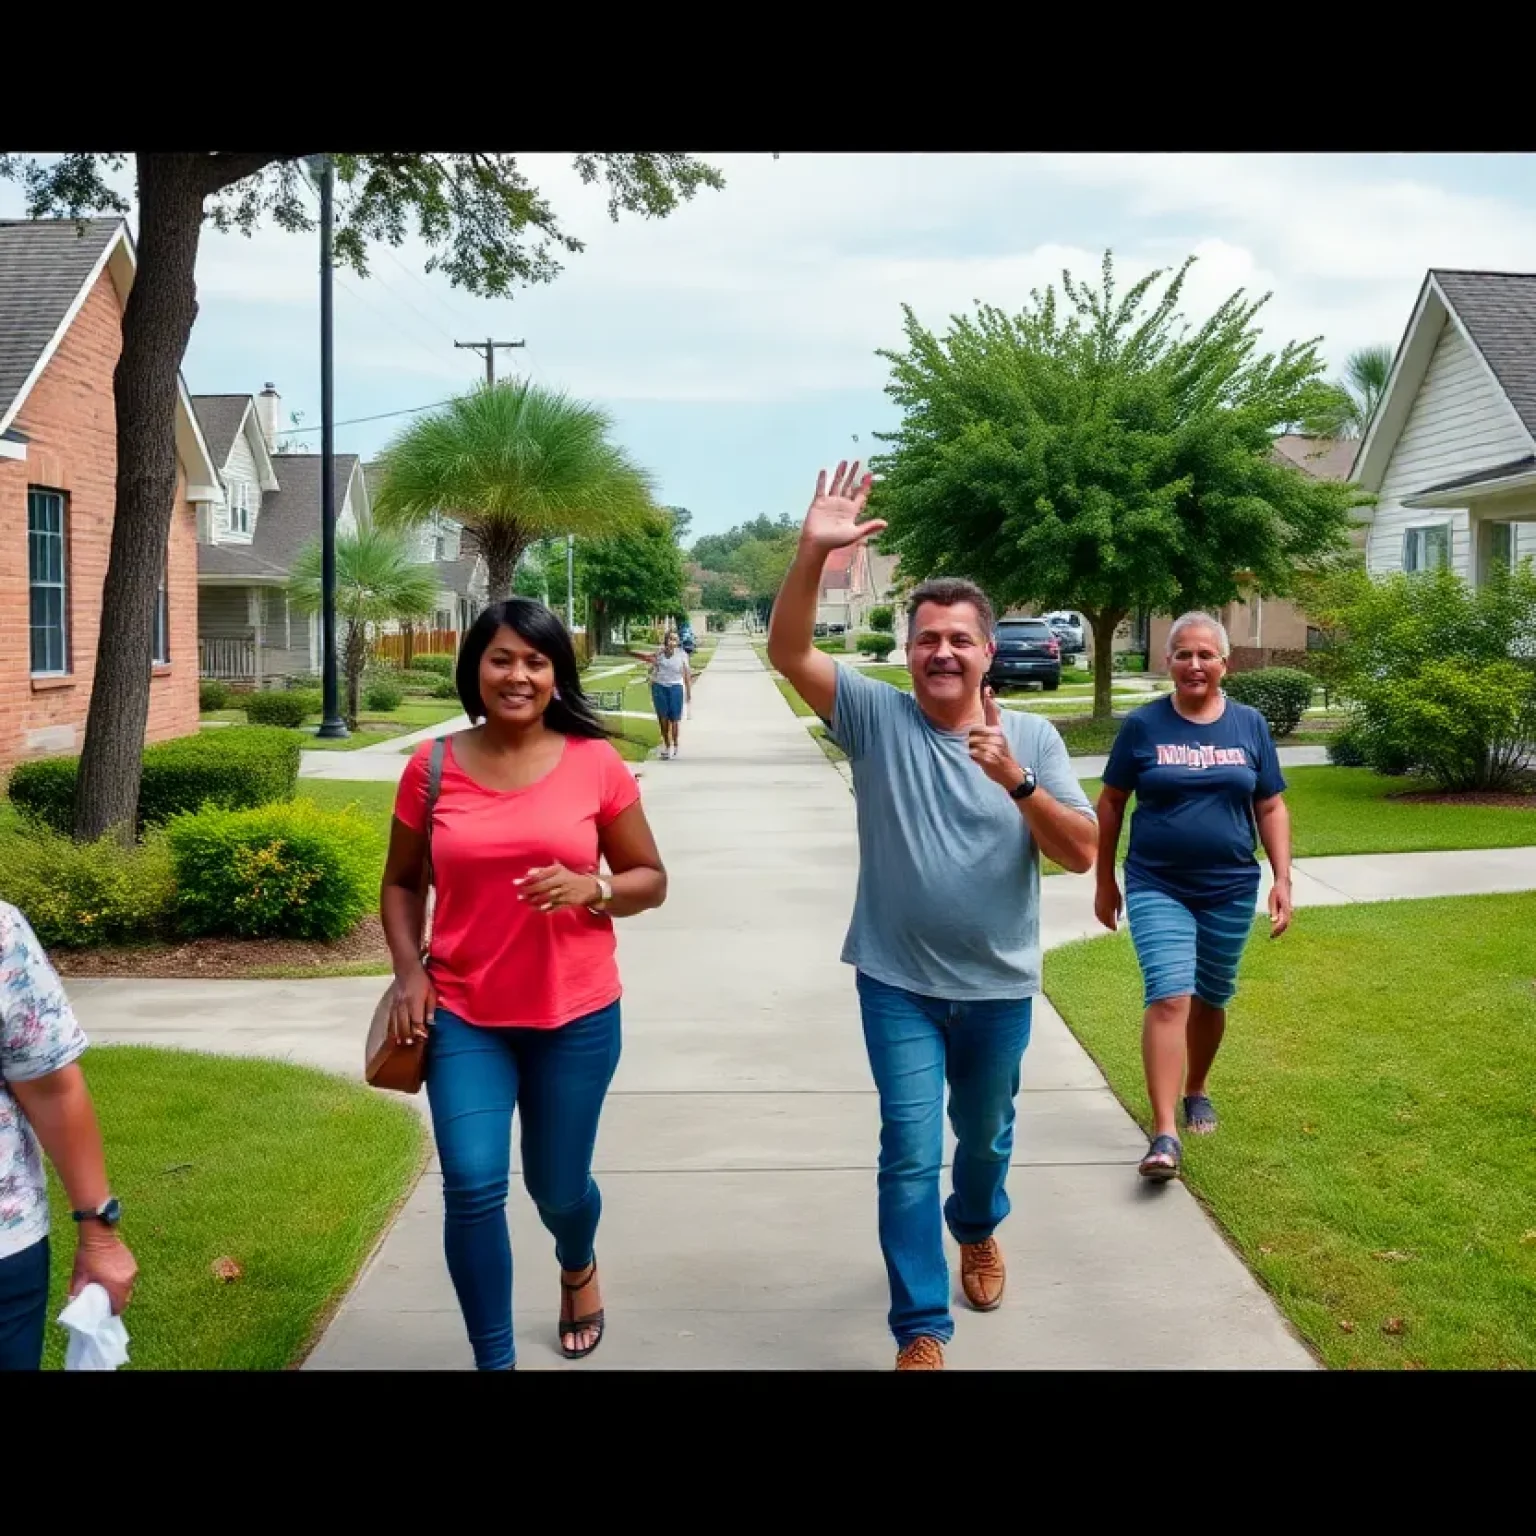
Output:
[896, 1336, 945, 1370]
[960, 1237, 1006, 1311]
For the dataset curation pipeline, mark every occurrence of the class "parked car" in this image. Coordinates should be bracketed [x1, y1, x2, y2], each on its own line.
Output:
[986, 617, 1061, 691]
[1043, 610, 1086, 655]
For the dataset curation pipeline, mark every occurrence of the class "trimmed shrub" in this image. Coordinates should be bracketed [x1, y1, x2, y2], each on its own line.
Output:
[8, 727, 301, 836]
[1326, 721, 1368, 768]
[284, 673, 321, 692]
[433, 675, 461, 700]
[813, 637, 849, 654]
[1223, 667, 1315, 739]
[365, 679, 404, 712]
[1113, 653, 1147, 673]
[243, 689, 320, 728]
[0, 826, 176, 948]
[167, 799, 380, 941]
[413, 652, 456, 677]
[1365, 660, 1536, 792]
[199, 680, 230, 713]
[857, 632, 897, 660]
[867, 605, 894, 634]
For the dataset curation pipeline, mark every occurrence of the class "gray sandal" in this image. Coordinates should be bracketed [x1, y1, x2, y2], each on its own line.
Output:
[1139, 1134, 1182, 1181]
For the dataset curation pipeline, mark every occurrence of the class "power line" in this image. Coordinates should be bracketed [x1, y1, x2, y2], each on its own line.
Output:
[455, 336, 525, 386]
[273, 396, 458, 436]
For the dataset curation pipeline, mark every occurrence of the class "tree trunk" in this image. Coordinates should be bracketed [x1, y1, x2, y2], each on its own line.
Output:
[402, 622, 415, 670]
[1086, 609, 1126, 723]
[73, 153, 206, 843]
[478, 522, 529, 604]
[344, 619, 367, 729]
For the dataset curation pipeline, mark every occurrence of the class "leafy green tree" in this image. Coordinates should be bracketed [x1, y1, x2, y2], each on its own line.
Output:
[727, 532, 800, 623]
[577, 509, 687, 655]
[372, 380, 657, 603]
[0, 150, 723, 840]
[289, 526, 439, 729]
[871, 251, 1363, 718]
[663, 506, 694, 545]
[1303, 343, 1394, 440]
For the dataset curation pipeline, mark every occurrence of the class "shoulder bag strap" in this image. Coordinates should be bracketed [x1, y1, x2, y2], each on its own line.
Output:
[419, 735, 449, 954]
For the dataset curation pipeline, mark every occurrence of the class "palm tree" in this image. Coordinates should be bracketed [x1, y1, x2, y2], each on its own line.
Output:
[370, 381, 658, 602]
[1304, 343, 1395, 440]
[289, 526, 439, 728]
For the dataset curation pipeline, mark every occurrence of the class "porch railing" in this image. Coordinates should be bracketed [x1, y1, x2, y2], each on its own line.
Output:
[199, 636, 257, 681]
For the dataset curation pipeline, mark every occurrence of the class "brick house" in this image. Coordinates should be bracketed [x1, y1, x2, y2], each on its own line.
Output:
[0, 217, 219, 772]
[1147, 434, 1364, 673]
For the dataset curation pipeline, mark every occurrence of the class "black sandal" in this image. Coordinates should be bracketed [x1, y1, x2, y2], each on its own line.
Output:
[1139, 1134, 1182, 1181]
[558, 1258, 606, 1360]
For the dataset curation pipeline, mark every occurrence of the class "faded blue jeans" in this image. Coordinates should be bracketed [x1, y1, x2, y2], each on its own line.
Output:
[856, 972, 1033, 1346]
[425, 1001, 621, 1371]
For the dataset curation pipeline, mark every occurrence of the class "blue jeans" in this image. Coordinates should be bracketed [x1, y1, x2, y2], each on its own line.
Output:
[425, 1001, 622, 1370]
[0, 1236, 49, 1372]
[856, 972, 1033, 1346]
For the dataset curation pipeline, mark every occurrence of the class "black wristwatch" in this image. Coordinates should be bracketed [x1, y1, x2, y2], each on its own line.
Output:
[1009, 768, 1038, 801]
[72, 1196, 122, 1228]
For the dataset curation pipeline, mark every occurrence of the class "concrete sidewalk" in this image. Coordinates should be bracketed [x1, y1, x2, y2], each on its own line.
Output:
[66, 638, 1534, 1370]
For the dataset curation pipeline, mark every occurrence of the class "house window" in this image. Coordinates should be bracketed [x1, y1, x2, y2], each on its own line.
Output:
[227, 480, 252, 535]
[1403, 523, 1451, 573]
[1490, 521, 1514, 571]
[153, 560, 170, 664]
[28, 488, 69, 676]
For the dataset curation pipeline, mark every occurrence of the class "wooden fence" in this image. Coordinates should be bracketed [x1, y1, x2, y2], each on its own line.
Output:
[374, 628, 458, 666]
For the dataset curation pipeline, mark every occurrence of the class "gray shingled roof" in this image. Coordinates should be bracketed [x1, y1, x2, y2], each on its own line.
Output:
[197, 544, 289, 581]
[1432, 270, 1536, 442]
[435, 557, 481, 597]
[191, 394, 254, 473]
[1271, 434, 1357, 481]
[1412, 454, 1536, 498]
[249, 453, 360, 575]
[0, 217, 122, 425]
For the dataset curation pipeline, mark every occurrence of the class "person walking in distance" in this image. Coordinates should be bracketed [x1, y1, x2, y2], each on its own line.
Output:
[767, 462, 1098, 1371]
[1094, 612, 1293, 1181]
[632, 631, 693, 760]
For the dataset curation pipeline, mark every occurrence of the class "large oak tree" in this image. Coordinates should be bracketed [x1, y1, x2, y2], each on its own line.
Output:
[870, 252, 1364, 718]
[0, 151, 724, 840]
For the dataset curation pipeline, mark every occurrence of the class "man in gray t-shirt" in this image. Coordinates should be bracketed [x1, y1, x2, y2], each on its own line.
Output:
[767, 462, 1098, 1370]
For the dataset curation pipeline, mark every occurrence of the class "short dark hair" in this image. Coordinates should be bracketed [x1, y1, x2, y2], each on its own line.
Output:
[456, 598, 612, 740]
[905, 577, 996, 639]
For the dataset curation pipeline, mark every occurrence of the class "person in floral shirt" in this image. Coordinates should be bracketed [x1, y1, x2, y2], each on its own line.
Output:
[0, 902, 136, 1370]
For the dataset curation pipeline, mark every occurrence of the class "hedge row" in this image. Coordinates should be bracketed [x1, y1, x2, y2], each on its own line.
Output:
[8, 726, 302, 836]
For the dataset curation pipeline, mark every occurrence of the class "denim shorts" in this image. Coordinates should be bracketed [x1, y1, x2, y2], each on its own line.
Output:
[1125, 884, 1257, 1010]
[650, 682, 684, 722]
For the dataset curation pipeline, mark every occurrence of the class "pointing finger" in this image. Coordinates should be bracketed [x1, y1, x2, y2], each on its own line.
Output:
[983, 687, 1002, 728]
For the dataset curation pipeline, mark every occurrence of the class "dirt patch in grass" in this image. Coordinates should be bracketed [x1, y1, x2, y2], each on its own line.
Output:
[53, 915, 390, 980]
[1388, 789, 1536, 810]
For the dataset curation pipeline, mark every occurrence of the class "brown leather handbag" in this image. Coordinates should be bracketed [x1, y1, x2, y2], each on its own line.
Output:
[365, 736, 448, 1095]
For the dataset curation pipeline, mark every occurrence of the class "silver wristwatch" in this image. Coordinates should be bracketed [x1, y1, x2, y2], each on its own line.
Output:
[587, 876, 613, 915]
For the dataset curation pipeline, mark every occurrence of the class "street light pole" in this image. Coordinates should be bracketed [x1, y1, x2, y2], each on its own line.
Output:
[566, 534, 575, 631]
[312, 154, 347, 739]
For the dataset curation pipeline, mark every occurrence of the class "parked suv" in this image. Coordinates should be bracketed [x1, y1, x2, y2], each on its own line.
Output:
[1043, 610, 1085, 655]
[987, 618, 1061, 691]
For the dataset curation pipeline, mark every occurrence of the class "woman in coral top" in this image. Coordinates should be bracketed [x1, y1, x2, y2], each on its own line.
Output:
[381, 598, 668, 1371]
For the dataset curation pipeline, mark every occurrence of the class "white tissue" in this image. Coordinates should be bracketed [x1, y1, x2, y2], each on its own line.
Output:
[57, 1282, 130, 1371]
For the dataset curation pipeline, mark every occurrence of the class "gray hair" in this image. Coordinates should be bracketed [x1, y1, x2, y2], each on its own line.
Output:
[1165, 611, 1230, 658]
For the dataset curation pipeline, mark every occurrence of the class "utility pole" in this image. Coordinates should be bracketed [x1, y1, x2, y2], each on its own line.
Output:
[566, 534, 575, 631]
[308, 153, 347, 740]
[455, 336, 525, 387]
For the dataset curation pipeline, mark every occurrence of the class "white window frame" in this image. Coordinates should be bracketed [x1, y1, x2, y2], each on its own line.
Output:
[1403, 521, 1452, 574]
[28, 487, 70, 677]
[227, 480, 252, 535]
[153, 558, 170, 665]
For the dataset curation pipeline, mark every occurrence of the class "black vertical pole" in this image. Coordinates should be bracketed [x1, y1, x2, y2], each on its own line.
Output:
[316, 155, 347, 739]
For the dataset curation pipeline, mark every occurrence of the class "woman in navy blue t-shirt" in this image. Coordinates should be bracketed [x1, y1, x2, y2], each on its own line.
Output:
[1094, 613, 1294, 1181]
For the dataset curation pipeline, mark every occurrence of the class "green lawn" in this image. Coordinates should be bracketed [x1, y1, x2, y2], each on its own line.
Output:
[200, 700, 462, 753]
[43, 1046, 426, 1369]
[1076, 765, 1536, 865]
[1044, 894, 1536, 1370]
